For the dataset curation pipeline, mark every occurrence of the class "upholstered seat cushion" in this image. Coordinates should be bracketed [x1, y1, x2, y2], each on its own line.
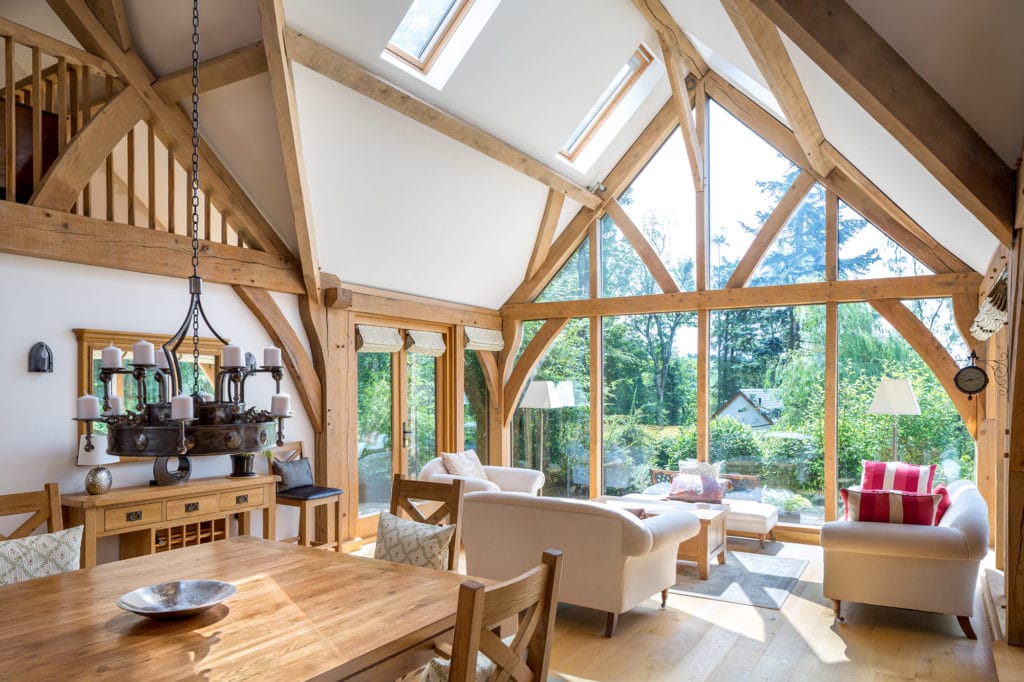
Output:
[0, 525, 83, 586]
[420, 635, 516, 682]
[374, 512, 456, 571]
[276, 485, 343, 501]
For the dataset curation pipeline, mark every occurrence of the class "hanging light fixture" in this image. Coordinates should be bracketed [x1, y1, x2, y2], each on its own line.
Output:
[970, 270, 1008, 341]
[73, 0, 291, 485]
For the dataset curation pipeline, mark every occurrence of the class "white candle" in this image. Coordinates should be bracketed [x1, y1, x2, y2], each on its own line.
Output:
[263, 347, 282, 367]
[155, 351, 170, 370]
[222, 344, 244, 368]
[101, 344, 123, 369]
[106, 395, 124, 416]
[270, 393, 291, 416]
[77, 394, 101, 419]
[132, 340, 155, 366]
[171, 394, 194, 420]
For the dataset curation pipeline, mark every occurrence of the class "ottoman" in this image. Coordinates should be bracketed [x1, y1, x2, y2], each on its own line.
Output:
[619, 493, 779, 547]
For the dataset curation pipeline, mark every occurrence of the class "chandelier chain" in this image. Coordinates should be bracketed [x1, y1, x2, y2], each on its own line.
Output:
[190, 0, 201, 395]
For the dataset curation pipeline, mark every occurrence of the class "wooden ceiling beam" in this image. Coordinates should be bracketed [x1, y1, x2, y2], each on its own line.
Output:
[658, 33, 703, 191]
[631, 0, 708, 77]
[258, 0, 320, 303]
[750, 0, 1013, 245]
[47, 0, 293, 258]
[722, 0, 833, 176]
[283, 28, 601, 210]
[152, 42, 268, 103]
[605, 199, 680, 293]
[501, 272, 981, 320]
[325, 282, 501, 329]
[84, 0, 130, 51]
[0, 200, 303, 294]
[524, 189, 565, 282]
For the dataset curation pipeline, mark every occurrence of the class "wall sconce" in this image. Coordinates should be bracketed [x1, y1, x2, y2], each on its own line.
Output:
[28, 342, 53, 373]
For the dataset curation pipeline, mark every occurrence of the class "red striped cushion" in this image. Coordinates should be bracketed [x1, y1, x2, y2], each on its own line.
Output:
[860, 460, 936, 493]
[841, 488, 940, 525]
[932, 484, 952, 525]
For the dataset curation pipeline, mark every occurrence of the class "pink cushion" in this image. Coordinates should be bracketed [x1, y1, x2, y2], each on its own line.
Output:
[932, 484, 952, 525]
[668, 474, 724, 503]
[860, 460, 936, 493]
[841, 488, 940, 525]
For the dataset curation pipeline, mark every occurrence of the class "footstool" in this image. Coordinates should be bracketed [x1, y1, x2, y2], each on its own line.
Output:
[619, 494, 779, 547]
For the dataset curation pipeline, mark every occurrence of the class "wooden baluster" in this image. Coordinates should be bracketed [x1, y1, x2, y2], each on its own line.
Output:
[167, 145, 175, 233]
[31, 47, 41, 189]
[147, 123, 155, 229]
[105, 75, 113, 221]
[81, 66, 91, 216]
[68, 63, 78, 212]
[127, 127, 135, 225]
[5, 36, 16, 202]
[56, 58, 67, 152]
[221, 211, 229, 245]
[204, 190, 211, 241]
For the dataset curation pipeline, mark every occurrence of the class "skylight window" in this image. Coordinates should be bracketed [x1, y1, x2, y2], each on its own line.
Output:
[560, 46, 654, 162]
[387, 0, 474, 73]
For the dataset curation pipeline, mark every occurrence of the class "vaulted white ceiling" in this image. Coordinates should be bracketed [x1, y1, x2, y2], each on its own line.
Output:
[6, 0, 1020, 306]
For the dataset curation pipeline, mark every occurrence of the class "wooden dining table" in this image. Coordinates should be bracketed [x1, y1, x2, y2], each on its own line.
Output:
[0, 536, 471, 680]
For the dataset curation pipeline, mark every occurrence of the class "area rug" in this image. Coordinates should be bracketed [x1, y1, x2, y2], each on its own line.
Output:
[669, 550, 808, 610]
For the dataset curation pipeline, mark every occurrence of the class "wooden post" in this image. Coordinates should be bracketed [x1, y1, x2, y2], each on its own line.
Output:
[146, 123, 155, 229]
[31, 47, 41, 189]
[589, 220, 602, 497]
[126, 127, 135, 224]
[5, 37, 16, 202]
[824, 189, 838, 521]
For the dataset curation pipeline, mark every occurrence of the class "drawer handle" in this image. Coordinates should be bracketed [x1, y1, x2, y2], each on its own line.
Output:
[235, 494, 249, 504]
[126, 510, 142, 522]
[185, 502, 200, 513]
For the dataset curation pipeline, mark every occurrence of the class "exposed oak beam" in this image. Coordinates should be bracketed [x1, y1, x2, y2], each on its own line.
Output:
[524, 189, 565, 283]
[234, 285, 322, 433]
[605, 199, 680, 293]
[0, 201, 303, 293]
[631, 0, 708, 76]
[30, 87, 146, 210]
[502, 317, 570, 425]
[869, 298, 975, 437]
[283, 28, 601, 210]
[258, 0, 321, 303]
[726, 170, 815, 288]
[47, 0, 292, 257]
[722, 0, 833, 176]
[325, 283, 501, 329]
[750, 0, 1013, 244]
[502, 272, 981, 320]
[84, 0, 129, 51]
[658, 33, 703, 190]
[152, 42, 268, 103]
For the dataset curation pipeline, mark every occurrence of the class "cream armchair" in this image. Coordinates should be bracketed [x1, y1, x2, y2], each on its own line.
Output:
[461, 491, 700, 636]
[417, 457, 545, 495]
[821, 480, 988, 638]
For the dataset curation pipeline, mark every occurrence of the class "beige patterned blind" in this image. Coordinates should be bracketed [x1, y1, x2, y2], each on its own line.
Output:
[405, 330, 446, 357]
[464, 327, 504, 352]
[356, 325, 404, 353]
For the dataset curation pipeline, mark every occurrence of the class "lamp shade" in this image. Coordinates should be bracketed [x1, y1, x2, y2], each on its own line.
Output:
[77, 434, 118, 466]
[868, 379, 921, 416]
[555, 381, 576, 408]
[520, 380, 561, 409]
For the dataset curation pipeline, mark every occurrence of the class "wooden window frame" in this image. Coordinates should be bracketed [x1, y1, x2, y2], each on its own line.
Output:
[559, 45, 654, 163]
[385, 0, 475, 75]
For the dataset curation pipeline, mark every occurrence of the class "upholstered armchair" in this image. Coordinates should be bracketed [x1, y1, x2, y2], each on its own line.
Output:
[418, 456, 545, 495]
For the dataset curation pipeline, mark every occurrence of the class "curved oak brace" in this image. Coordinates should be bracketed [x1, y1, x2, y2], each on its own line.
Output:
[234, 285, 323, 433]
[30, 86, 146, 211]
[604, 200, 680, 294]
[502, 318, 569, 426]
[869, 298, 975, 438]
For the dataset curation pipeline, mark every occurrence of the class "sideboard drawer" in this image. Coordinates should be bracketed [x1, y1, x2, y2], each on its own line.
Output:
[104, 502, 163, 531]
[219, 487, 264, 511]
[167, 494, 219, 521]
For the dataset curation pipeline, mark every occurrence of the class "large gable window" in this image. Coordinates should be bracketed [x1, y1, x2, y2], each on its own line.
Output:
[386, 0, 475, 74]
[560, 46, 654, 162]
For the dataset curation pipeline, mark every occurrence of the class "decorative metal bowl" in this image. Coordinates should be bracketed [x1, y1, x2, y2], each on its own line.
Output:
[116, 580, 236, 619]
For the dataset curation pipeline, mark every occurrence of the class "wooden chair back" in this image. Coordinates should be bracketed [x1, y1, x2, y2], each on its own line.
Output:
[449, 550, 563, 682]
[269, 441, 304, 464]
[389, 474, 464, 571]
[0, 483, 62, 540]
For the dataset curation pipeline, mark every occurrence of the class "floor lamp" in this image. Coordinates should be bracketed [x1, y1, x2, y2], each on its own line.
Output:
[868, 378, 921, 461]
[519, 380, 575, 473]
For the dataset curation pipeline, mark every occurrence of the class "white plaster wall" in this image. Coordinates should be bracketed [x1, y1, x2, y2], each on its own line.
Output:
[0, 253, 315, 557]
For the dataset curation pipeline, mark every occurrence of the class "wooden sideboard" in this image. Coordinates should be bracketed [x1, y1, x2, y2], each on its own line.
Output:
[62, 474, 279, 567]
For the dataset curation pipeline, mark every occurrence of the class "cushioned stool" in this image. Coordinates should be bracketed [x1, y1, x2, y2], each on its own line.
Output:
[273, 445, 344, 552]
[621, 493, 778, 547]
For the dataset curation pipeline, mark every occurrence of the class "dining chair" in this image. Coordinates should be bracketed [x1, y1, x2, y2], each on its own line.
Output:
[421, 549, 563, 682]
[378, 475, 464, 571]
[271, 443, 344, 552]
[0, 482, 83, 585]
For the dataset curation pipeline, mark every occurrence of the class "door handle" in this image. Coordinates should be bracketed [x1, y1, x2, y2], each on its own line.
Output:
[402, 421, 413, 449]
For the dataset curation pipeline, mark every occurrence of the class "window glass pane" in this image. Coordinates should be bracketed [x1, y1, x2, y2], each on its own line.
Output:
[710, 305, 826, 526]
[838, 303, 973, 514]
[602, 313, 698, 496]
[600, 212, 651, 298]
[537, 239, 589, 302]
[407, 352, 437, 477]
[749, 181, 826, 286]
[515, 320, 544, 366]
[464, 349, 490, 464]
[709, 99, 799, 288]
[389, 0, 460, 59]
[358, 353, 393, 517]
[563, 49, 648, 154]
[838, 201, 932, 279]
[512, 319, 590, 497]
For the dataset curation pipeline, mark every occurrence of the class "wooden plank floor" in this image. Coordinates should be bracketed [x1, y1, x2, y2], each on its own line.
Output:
[546, 539, 1000, 681]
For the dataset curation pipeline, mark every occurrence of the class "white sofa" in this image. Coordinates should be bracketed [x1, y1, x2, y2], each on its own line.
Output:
[461, 491, 700, 636]
[821, 480, 989, 638]
[417, 457, 545, 495]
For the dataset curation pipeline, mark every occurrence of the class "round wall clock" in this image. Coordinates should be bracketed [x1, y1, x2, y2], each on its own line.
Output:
[954, 364, 989, 395]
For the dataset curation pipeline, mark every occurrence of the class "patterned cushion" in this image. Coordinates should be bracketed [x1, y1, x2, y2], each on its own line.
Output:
[860, 460, 936, 493]
[678, 459, 722, 480]
[933, 484, 952, 525]
[441, 450, 488, 481]
[420, 635, 516, 682]
[374, 512, 455, 571]
[840, 488, 940, 525]
[272, 457, 315, 492]
[0, 526, 83, 586]
[668, 474, 724, 503]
